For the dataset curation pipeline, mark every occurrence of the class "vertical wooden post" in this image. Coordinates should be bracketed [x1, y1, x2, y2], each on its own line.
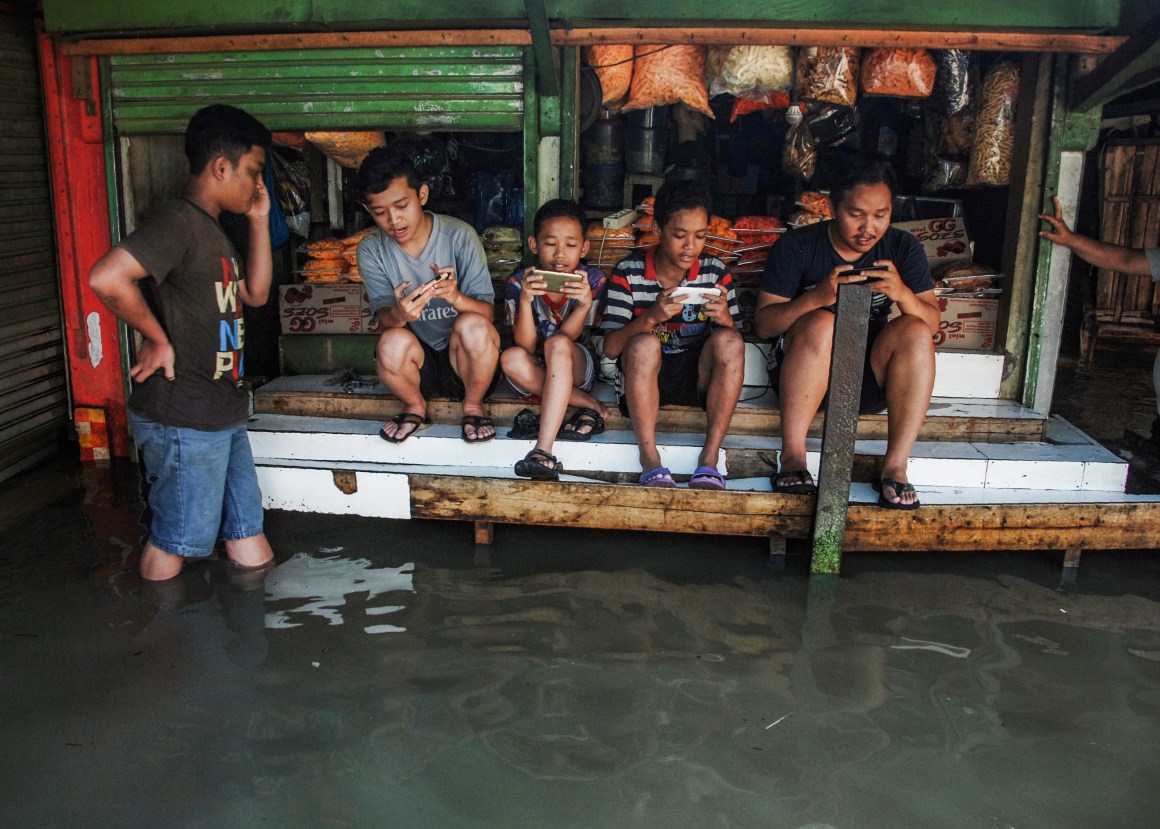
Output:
[474, 520, 494, 545]
[809, 282, 872, 575]
[1060, 546, 1082, 586]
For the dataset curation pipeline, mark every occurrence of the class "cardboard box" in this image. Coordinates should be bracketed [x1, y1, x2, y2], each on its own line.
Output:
[893, 217, 973, 266]
[934, 296, 998, 350]
[279, 283, 377, 335]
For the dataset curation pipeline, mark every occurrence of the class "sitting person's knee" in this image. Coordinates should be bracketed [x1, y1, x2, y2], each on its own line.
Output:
[622, 332, 661, 365]
[785, 312, 834, 353]
[376, 329, 415, 364]
[452, 312, 497, 349]
[543, 333, 574, 361]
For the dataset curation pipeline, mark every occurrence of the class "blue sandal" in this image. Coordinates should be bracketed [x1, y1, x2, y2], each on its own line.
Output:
[689, 465, 727, 490]
[639, 466, 677, 488]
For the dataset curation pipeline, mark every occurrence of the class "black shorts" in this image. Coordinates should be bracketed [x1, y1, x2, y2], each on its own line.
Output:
[418, 339, 499, 401]
[767, 320, 889, 414]
[616, 339, 707, 417]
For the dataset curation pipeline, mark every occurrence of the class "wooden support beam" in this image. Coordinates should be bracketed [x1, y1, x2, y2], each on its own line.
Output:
[474, 520, 494, 545]
[809, 282, 872, 575]
[60, 27, 1124, 58]
[524, 0, 558, 97]
[1070, 14, 1160, 112]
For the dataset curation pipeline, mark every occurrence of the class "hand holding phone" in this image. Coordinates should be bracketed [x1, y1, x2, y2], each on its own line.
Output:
[531, 269, 584, 293]
[838, 264, 889, 282]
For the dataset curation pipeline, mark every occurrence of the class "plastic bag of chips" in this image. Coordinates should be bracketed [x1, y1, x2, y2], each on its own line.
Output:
[624, 45, 713, 118]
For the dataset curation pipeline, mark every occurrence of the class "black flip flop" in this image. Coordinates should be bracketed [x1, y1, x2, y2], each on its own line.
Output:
[507, 407, 541, 439]
[873, 477, 921, 510]
[461, 415, 496, 443]
[773, 468, 817, 494]
[558, 407, 605, 442]
[379, 411, 430, 443]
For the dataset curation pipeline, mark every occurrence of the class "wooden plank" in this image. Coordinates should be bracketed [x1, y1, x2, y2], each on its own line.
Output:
[810, 282, 871, 575]
[841, 502, 1160, 551]
[61, 27, 1125, 58]
[403, 471, 1160, 551]
[253, 389, 1048, 442]
[409, 474, 816, 538]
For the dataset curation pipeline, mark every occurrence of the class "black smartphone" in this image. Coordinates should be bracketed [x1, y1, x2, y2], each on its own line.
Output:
[838, 264, 889, 281]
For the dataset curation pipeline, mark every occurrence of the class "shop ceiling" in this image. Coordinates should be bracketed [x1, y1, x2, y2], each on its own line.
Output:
[42, 0, 1160, 112]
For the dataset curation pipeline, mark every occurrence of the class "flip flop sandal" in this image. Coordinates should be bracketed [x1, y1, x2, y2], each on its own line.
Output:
[688, 465, 727, 491]
[873, 478, 921, 510]
[461, 415, 496, 443]
[558, 407, 606, 442]
[514, 448, 562, 481]
[379, 411, 430, 443]
[507, 407, 541, 439]
[639, 466, 677, 488]
[773, 468, 818, 494]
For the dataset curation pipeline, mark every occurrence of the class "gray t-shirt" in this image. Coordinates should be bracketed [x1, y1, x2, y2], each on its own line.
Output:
[1146, 247, 1160, 281]
[358, 213, 493, 351]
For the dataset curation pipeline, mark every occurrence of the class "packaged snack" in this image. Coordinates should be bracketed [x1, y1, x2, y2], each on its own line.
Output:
[935, 50, 975, 116]
[305, 131, 386, 169]
[706, 45, 794, 97]
[583, 44, 635, 105]
[796, 47, 861, 107]
[730, 90, 791, 122]
[624, 45, 713, 118]
[966, 61, 1020, 186]
[782, 121, 817, 181]
[861, 48, 937, 98]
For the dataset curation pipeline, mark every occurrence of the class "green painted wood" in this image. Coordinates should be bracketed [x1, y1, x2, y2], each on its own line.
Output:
[1071, 13, 1160, 112]
[809, 282, 872, 575]
[278, 334, 378, 375]
[559, 46, 578, 200]
[108, 47, 526, 134]
[525, 0, 558, 97]
[43, 0, 1124, 34]
[522, 60, 539, 241]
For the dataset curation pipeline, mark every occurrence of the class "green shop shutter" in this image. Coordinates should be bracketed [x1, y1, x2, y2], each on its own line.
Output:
[0, 13, 68, 482]
[107, 46, 526, 133]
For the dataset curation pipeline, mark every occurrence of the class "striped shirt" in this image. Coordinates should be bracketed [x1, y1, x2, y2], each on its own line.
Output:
[504, 264, 606, 346]
[600, 248, 740, 354]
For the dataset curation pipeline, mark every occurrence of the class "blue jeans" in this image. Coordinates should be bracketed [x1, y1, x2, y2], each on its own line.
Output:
[129, 411, 264, 558]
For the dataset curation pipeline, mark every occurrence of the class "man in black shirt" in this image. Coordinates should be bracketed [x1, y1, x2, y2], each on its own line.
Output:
[755, 155, 939, 508]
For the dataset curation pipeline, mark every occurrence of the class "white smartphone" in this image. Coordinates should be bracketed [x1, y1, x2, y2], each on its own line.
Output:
[671, 286, 722, 305]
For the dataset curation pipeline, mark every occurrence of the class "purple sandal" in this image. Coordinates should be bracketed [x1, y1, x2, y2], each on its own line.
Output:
[639, 466, 677, 488]
[689, 465, 727, 490]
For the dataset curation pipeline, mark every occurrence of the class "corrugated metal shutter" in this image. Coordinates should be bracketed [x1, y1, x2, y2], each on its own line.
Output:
[0, 14, 68, 483]
[108, 46, 525, 133]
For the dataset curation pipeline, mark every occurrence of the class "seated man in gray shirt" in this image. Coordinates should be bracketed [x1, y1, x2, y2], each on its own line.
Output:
[1039, 196, 1160, 437]
[355, 145, 500, 443]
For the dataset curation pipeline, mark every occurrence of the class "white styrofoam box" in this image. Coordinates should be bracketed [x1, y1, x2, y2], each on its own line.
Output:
[257, 464, 410, 518]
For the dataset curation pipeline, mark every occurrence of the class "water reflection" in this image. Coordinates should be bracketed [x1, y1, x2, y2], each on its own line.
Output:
[1, 463, 1158, 828]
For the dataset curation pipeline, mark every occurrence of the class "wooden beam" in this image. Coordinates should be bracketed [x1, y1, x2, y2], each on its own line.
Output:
[524, 0, 558, 97]
[810, 282, 872, 575]
[59, 26, 1124, 57]
[550, 27, 1124, 54]
[1070, 14, 1160, 111]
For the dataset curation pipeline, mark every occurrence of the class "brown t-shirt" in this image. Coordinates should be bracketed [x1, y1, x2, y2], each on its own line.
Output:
[121, 199, 249, 430]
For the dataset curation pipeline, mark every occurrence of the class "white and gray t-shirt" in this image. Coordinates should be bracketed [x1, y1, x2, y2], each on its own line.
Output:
[358, 213, 494, 351]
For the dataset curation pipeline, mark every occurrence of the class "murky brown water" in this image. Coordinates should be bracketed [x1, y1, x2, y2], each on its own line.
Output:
[2, 458, 1159, 828]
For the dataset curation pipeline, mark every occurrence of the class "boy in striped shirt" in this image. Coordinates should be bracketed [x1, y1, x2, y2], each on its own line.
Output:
[600, 181, 745, 489]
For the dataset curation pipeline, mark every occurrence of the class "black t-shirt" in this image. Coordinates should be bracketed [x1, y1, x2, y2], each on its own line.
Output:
[761, 221, 934, 321]
[121, 199, 250, 430]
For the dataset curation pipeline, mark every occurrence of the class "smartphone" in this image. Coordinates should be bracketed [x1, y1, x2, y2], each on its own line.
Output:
[838, 264, 889, 281]
[530, 269, 584, 292]
[429, 263, 455, 281]
[671, 286, 723, 305]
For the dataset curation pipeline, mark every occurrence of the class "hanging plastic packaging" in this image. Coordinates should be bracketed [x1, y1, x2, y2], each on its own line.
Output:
[305, 131, 386, 169]
[860, 48, 937, 98]
[271, 153, 310, 238]
[706, 45, 794, 97]
[796, 47, 861, 107]
[263, 157, 289, 249]
[966, 60, 1020, 186]
[935, 50, 975, 116]
[583, 45, 634, 105]
[624, 45, 713, 117]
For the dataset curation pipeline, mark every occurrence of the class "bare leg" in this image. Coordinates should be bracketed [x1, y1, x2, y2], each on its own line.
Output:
[776, 310, 836, 477]
[870, 314, 936, 506]
[139, 542, 183, 581]
[225, 533, 275, 570]
[450, 312, 501, 440]
[376, 328, 427, 439]
[621, 333, 663, 472]
[696, 327, 746, 468]
[535, 334, 578, 453]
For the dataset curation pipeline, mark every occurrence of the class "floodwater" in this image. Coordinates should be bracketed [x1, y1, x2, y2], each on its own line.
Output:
[2, 458, 1159, 829]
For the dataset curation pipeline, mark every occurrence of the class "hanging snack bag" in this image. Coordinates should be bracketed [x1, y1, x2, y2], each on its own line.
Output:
[796, 47, 861, 108]
[730, 90, 791, 122]
[966, 60, 1020, 186]
[935, 50, 975, 116]
[624, 45, 713, 118]
[782, 120, 817, 181]
[861, 48, 937, 98]
[305, 131, 386, 169]
[583, 45, 635, 105]
[706, 45, 795, 97]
